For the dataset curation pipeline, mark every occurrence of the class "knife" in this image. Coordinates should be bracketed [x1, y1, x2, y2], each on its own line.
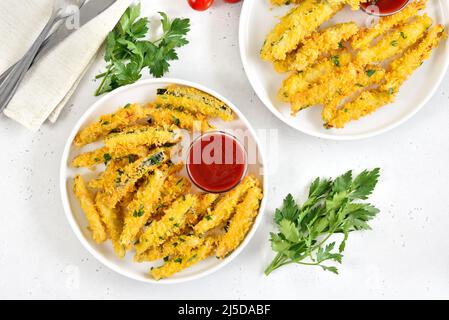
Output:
[0, 0, 117, 85]
[35, 0, 118, 62]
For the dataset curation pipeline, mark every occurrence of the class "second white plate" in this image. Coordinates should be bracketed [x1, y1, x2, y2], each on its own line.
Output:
[239, 0, 449, 140]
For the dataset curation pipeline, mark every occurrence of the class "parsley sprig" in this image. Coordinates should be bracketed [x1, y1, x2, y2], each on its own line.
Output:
[265, 168, 381, 276]
[95, 4, 190, 96]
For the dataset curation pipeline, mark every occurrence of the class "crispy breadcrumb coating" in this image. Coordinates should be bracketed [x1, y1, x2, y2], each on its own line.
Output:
[382, 25, 446, 94]
[194, 176, 257, 234]
[327, 90, 394, 128]
[120, 169, 167, 250]
[351, 0, 427, 49]
[71, 145, 150, 168]
[216, 186, 263, 259]
[88, 159, 129, 190]
[278, 50, 352, 102]
[74, 104, 151, 147]
[262, 0, 346, 61]
[135, 195, 197, 255]
[104, 125, 181, 156]
[291, 63, 381, 114]
[156, 86, 234, 121]
[321, 65, 385, 122]
[73, 176, 107, 244]
[135, 235, 204, 263]
[150, 238, 216, 280]
[270, 0, 304, 5]
[356, 14, 433, 65]
[96, 193, 125, 258]
[148, 104, 214, 132]
[290, 22, 358, 71]
[102, 149, 169, 208]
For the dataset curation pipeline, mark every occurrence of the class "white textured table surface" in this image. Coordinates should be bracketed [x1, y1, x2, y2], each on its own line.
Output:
[1, 0, 449, 300]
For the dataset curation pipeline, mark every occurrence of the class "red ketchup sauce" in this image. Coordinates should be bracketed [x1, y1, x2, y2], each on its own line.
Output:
[187, 132, 247, 193]
[361, 0, 410, 15]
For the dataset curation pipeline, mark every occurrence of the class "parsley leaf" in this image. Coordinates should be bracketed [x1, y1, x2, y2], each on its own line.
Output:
[95, 4, 190, 96]
[265, 169, 381, 276]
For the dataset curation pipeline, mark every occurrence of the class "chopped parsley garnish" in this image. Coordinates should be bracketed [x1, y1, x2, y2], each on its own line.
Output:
[331, 55, 340, 67]
[103, 153, 112, 164]
[133, 205, 145, 217]
[366, 69, 376, 77]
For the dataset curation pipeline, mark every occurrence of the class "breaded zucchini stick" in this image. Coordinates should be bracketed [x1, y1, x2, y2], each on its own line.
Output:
[71, 145, 150, 168]
[273, 51, 298, 73]
[150, 238, 216, 280]
[290, 23, 359, 71]
[88, 159, 129, 190]
[351, 0, 427, 50]
[270, 0, 303, 5]
[120, 169, 168, 250]
[194, 176, 257, 234]
[156, 86, 234, 121]
[74, 104, 150, 147]
[356, 15, 433, 65]
[216, 186, 263, 259]
[262, 0, 346, 61]
[291, 63, 361, 114]
[321, 66, 386, 122]
[327, 89, 394, 128]
[382, 25, 446, 94]
[345, 0, 369, 9]
[73, 176, 107, 244]
[155, 175, 192, 215]
[102, 149, 169, 208]
[278, 50, 352, 102]
[96, 193, 125, 258]
[135, 195, 197, 255]
[135, 235, 204, 262]
[148, 104, 214, 132]
[104, 126, 181, 157]
[187, 193, 220, 226]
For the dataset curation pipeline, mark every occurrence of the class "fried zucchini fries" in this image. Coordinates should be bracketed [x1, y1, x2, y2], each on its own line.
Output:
[382, 25, 446, 95]
[351, 0, 427, 49]
[216, 185, 263, 259]
[264, 0, 445, 128]
[356, 15, 433, 65]
[135, 195, 198, 255]
[74, 104, 150, 147]
[120, 169, 168, 250]
[263, 0, 345, 61]
[270, 0, 304, 6]
[150, 238, 216, 280]
[73, 176, 107, 244]
[289, 23, 358, 71]
[71, 85, 263, 279]
[194, 176, 257, 234]
[156, 85, 234, 121]
[278, 50, 352, 102]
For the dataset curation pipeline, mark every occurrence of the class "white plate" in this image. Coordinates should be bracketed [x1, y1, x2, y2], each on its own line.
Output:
[60, 78, 267, 284]
[240, 0, 449, 140]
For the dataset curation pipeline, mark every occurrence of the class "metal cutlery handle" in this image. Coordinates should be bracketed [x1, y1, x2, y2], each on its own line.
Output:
[0, 14, 59, 111]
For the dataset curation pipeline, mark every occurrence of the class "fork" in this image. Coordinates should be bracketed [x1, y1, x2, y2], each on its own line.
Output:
[0, 0, 85, 111]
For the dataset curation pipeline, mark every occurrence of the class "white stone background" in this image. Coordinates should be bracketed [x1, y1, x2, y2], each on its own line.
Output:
[1, 0, 449, 299]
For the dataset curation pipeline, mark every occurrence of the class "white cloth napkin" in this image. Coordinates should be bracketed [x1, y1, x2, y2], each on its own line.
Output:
[1, 0, 133, 132]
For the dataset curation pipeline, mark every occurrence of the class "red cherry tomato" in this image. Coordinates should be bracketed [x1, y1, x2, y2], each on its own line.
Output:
[224, 0, 242, 3]
[187, 0, 214, 11]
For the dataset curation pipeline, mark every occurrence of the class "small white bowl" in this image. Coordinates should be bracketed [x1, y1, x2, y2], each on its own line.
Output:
[60, 78, 268, 284]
